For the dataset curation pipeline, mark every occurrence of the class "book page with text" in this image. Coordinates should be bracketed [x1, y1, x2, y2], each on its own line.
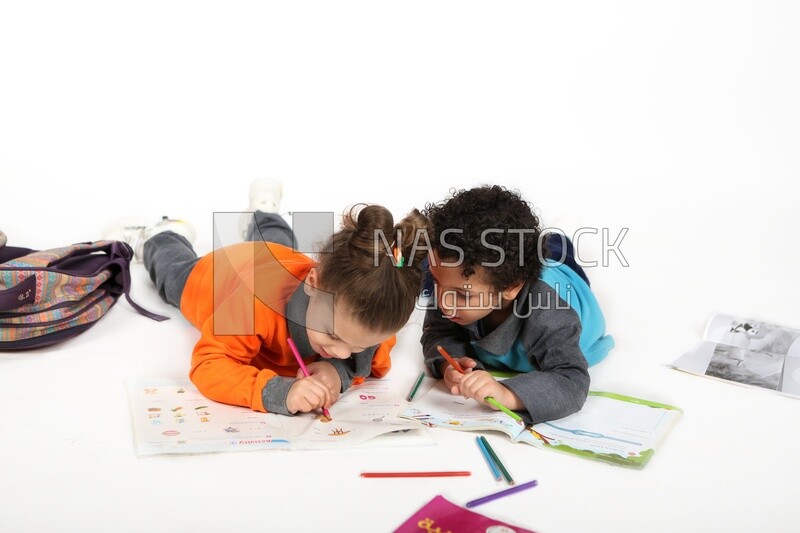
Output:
[398, 381, 524, 441]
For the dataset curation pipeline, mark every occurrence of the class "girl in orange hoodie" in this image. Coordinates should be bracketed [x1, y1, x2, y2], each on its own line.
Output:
[105, 179, 428, 416]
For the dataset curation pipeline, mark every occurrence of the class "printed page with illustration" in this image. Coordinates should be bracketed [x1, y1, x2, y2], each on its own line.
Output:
[670, 314, 800, 398]
[128, 378, 432, 455]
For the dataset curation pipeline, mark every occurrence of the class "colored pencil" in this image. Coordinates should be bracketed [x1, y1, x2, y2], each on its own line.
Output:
[465, 479, 539, 508]
[436, 345, 465, 373]
[287, 337, 332, 421]
[438, 346, 523, 427]
[406, 371, 426, 402]
[485, 396, 525, 426]
[475, 437, 502, 481]
[360, 471, 471, 478]
[479, 436, 514, 485]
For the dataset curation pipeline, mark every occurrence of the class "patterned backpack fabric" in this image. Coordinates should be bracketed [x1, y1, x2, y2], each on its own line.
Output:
[0, 239, 168, 350]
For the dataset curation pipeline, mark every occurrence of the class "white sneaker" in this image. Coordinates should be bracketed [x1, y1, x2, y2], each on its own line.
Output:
[102, 216, 196, 261]
[238, 177, 284, 240]
[249, 177, 283, 213]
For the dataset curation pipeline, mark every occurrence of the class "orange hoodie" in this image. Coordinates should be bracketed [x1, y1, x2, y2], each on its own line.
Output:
[179, 241, 393, 412]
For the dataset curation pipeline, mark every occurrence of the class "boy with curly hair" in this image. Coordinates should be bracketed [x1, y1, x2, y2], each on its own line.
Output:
[421, 185, 614, 423]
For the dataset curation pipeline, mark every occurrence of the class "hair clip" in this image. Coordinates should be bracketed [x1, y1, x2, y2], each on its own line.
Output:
[393, 245, 404, 268]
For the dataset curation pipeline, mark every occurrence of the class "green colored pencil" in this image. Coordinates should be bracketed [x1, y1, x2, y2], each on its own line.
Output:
[479, 436, 514, 485]
[406, 371, 426, 402]
[485, 396, 524, 426]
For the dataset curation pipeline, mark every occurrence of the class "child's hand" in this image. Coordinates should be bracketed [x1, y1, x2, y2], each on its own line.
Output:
[457, 370, 522, 410]
[286, 376, 332, 414]
[301, 361, 342, 404]
[442, 356, 478, 393]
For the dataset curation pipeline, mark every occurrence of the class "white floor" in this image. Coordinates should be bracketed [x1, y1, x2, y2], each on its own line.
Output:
[2, 3, 799, 532]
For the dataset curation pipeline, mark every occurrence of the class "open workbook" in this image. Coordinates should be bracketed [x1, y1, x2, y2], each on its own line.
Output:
[669, 313, 800, 398]
[399, 381, 682, 469]
[128, 378, 433, 455]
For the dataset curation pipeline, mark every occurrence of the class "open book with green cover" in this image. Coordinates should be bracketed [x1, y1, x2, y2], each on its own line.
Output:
[399, 381, 682, 469]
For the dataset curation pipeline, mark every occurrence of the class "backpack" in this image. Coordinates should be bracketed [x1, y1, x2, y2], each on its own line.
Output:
[0, 238, 168, 350]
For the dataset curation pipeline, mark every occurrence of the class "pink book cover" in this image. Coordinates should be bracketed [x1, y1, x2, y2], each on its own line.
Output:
[394, 495, 537, 533]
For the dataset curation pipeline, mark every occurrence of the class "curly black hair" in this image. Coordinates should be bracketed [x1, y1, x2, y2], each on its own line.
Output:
[423, 185, 545, 290]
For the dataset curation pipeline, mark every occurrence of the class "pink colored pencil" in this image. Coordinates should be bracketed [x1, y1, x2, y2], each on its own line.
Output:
[287, 337, 332, 421]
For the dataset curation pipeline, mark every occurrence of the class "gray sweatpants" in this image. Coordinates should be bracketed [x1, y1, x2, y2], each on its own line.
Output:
[143, 212, 294, 308]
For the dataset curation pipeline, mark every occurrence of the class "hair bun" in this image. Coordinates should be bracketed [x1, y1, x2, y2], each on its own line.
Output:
[342, 204, 395, 259]
[315, 204, 431, 333]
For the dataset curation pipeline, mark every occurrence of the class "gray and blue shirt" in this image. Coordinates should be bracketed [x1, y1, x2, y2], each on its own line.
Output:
[422, 260, 614, 424]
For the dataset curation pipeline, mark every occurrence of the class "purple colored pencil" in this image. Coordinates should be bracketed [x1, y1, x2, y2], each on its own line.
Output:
[465, 479, 539, 508]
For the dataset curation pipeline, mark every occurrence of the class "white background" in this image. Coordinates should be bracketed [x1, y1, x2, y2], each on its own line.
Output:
[1, 2, 799, 532]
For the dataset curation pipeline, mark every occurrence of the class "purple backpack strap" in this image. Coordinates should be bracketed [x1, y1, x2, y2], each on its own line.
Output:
[0, 246, 35, 264]
[104, 241, 169, 322]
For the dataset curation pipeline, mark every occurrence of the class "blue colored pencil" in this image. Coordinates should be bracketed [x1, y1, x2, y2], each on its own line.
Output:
[479, 435, 514, 485]
[475, 437, 502, 481]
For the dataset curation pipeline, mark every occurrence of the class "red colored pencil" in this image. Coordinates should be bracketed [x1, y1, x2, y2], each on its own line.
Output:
[436, 345, 465, 374]
[360, 471, 471, 478]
